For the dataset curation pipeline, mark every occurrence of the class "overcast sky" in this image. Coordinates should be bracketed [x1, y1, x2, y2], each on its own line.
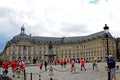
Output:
[0, 0, 120, 52]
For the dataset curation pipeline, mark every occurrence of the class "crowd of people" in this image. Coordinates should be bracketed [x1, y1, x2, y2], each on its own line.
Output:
[1, 60, 25, 78]
[38, 56, 116, 80]
[0, 55, 117, 80]
[38, 58, 98, 72]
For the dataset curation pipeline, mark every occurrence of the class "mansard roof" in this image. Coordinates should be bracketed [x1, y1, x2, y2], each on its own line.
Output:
[116, 37, 120, 42]
[10, 31, 113, 44]
[32, 36, 62, 44]
[61, 31, 113, 44]
[11, 33, 32, 42]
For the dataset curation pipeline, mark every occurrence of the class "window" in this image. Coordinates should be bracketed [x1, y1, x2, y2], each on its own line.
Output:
[18, 50, 21, 56]
[12, 50, 15, 56]
[28, 50, 31, 56]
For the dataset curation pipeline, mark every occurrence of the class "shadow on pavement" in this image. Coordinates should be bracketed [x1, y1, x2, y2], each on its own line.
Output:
[0, 75, 12, 80]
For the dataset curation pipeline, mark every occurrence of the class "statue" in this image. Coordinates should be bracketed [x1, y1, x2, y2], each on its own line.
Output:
[48, 41, 53, 50]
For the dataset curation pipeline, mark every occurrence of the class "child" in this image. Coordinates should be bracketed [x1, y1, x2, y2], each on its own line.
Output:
[71, 60, 75, 72]
[39, 62, 43, 70]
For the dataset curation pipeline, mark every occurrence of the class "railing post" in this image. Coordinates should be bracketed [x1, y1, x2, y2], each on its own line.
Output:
[30, 73, 32, 80]
[24, 70, 26, 80]
[39, 75, 41, 80]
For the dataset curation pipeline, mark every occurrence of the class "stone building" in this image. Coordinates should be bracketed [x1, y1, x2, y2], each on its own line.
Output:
[116, 38, 120, 60]
[0, 26, 117, 64]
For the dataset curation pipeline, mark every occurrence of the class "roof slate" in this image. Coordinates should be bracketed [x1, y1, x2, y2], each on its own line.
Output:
[10, 31, 113, 44]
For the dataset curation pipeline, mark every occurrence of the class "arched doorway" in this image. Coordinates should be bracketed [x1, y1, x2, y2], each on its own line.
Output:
[33, 56, 36, 64]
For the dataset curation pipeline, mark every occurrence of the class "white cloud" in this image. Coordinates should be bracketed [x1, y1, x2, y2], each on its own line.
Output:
[0, 0, 120, 38]
[1, 0, 120, 52]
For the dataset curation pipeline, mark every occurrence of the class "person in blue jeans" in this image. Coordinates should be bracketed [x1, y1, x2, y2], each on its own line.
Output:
[108, 55, 116, 80]
[92, 58, 97, 70]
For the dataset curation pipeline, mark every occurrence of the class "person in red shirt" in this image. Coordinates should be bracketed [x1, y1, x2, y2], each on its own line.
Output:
[39, 62, 43, 70]
[20, 64, 25, 72]
[71, 59, 75, 72]
[11, 60, 17, 77]
[14, 60, 24, 78]
[53, 59, 57, 65]
[70, 59, 72, 63]
[2, 61, 9, 76]
[80, 58, 86, 71]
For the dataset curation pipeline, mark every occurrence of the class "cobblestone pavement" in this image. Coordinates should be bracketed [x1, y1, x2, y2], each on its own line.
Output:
[0, 62, 120, 80]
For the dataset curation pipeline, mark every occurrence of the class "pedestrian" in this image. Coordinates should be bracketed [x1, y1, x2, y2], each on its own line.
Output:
[92, 58, 98, 70]
[19, 64, 25, 72]
[2, 60, 9, 77]
[60, 59, 64, 67]
[64, 59, 67, 67]
[53, 59, 57, 65]
[18, 60, 22, 66]
[71, 59, 75, 72]
[44, 61, 47, 71]
[108, 55, 116, 80]
[11, 60, 17, 77]
[39, 62, 43, 70]
[80, 58, 86, 71]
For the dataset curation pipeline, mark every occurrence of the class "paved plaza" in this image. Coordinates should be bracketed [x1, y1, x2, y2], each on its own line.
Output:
[0, 62, 120, 80]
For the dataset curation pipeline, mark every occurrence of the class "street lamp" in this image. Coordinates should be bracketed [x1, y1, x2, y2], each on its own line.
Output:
[103, 24, 110, 80]
[104, 24, 109, 56]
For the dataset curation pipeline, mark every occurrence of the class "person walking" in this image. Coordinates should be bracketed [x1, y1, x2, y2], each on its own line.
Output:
[92, 58, 98, 70]
[39, 62, 43, 70]
[53, 59, 57, 65]
[108, 55, 116, 80]
[80, 58, 86, 71]
[71, 59, 75, 72]
[2, 61, 9, 77]
[64, 59, 67, 67]
[16, 60, 25, 78]
[11, 60, 17, 77]
[19, 64, 25, 72]
[60, 59, 64, 67]
[44, 61, 48, 71]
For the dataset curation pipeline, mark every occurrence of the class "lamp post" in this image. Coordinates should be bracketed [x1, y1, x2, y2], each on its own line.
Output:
[103, 24, 110, 80]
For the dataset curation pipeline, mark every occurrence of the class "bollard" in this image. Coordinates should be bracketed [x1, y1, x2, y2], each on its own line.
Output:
[50, 77, 53, 80]
[39, 75, 41, 80]
[24, 70, 26, 80]
[30, 73, 32, 80]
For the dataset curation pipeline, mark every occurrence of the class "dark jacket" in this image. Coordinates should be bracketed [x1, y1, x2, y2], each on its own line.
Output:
[44, 61, 47, 67]
[108, 57, 116, 69]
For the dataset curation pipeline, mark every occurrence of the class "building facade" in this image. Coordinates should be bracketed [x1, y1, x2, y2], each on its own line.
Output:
[116, 38, 120, 60]
[0, 26, 117, 63]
